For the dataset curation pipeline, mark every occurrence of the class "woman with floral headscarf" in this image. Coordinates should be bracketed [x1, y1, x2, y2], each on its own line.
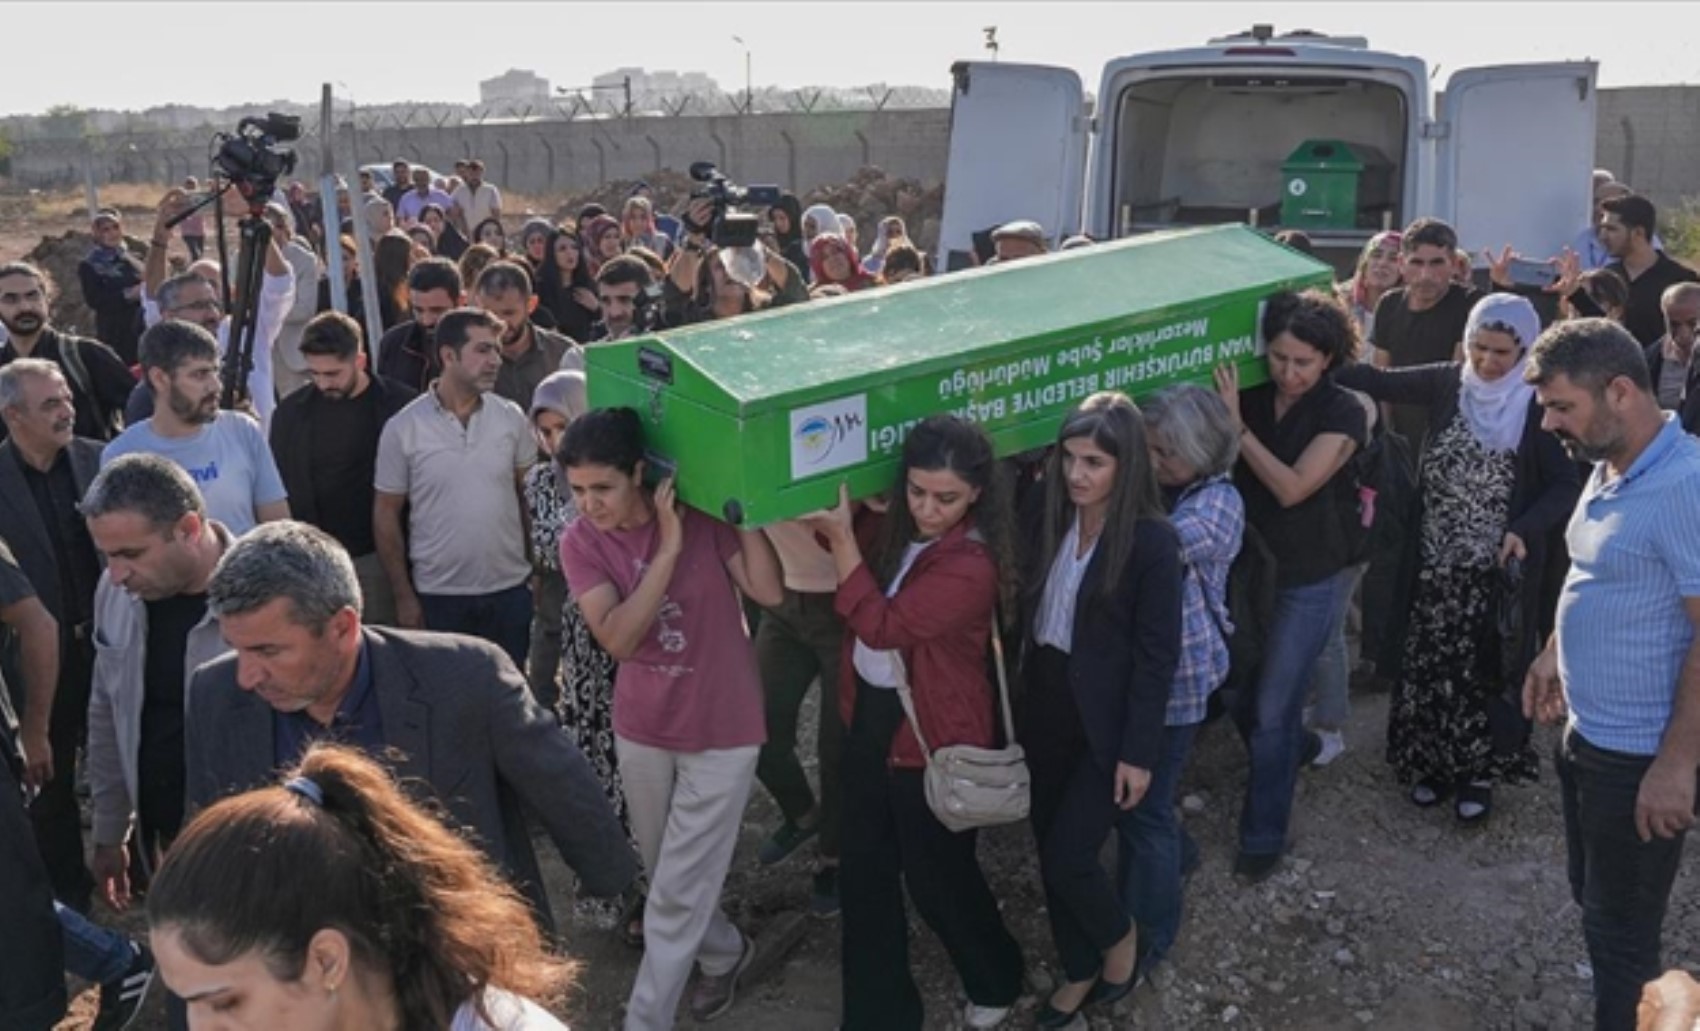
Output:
[809, 233, 873, 293]
[1335, 294, 1580, 823]
[621, 196, 674, 261]
[580, 213, 624, 279]
[1337, 231, 1403, 343]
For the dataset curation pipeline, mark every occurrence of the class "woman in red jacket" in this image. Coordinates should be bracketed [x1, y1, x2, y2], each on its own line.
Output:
[803, 415, 1025, 1031]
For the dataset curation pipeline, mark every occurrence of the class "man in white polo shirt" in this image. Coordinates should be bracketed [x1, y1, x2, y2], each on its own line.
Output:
[373, 307, 534, 668]
[448, 158, 503, 240]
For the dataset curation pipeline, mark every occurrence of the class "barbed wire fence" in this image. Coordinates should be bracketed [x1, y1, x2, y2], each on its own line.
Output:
[13, 85, 943, 198]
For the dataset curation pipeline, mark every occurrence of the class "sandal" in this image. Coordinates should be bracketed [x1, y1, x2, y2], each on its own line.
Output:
[1410, 778, 1450, 808]
[1455, 781, 1493, 824]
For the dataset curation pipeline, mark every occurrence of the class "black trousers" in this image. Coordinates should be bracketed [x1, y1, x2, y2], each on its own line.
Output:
[839, 681, 1024, 1031]
[1023, 645, 1133, 983]
[0, 753, 66, 1031]
[1557, 727, 1696, 1031]
[29, 634, 94, 912]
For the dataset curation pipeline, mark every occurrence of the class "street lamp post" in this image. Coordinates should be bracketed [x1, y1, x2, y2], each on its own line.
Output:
[731, 35, 752, 114]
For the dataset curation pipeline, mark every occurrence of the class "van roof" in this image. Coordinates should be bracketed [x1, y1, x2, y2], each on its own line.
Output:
[1100, 34, 1427, 84]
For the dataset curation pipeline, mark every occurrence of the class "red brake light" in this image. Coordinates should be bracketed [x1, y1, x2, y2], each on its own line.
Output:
[1223, 47, 1295, 57]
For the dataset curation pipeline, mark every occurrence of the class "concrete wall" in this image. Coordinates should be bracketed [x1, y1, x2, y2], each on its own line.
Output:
[1594, 86, 1700, 212]
[11, 87, 1699, 212]
[8, 109, 954, 198]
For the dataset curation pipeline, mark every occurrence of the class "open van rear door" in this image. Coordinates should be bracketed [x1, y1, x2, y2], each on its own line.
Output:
[1432, 62, 1598, 263]
[937, 62, 1088, 271]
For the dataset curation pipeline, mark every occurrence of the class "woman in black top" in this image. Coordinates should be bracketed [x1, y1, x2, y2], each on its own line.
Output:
[536, 226, 600, 344]
[1215, 290, 1368, 881]
[1336, 294, 1580, 821]
[1019, 392, 1182, 1026]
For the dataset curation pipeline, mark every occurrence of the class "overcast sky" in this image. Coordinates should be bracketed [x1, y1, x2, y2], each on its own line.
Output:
[6, 1, 1696, 116]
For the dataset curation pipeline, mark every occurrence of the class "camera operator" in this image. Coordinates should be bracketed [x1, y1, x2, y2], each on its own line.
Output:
[664, 198, 807, 327]
[136, 189, 295, 432]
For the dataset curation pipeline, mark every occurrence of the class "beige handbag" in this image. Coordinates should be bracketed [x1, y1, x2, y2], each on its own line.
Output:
[893, 632, 1031, 833]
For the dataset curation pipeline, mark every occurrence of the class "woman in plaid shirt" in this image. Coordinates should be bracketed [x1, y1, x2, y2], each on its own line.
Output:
[1119, 384, 1245, 981]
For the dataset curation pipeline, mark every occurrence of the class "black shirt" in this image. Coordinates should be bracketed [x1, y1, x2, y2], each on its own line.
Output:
[304, 387, 386, 556]
[1608, 253, 1700, 347]
[0, 330, 134, 442]
[375, 320, 438, 394]
[0, 538, 36, 763]
[1235, 380, 1369, 589]
[14, 448, 100, 627]
[136, 591, 207, 846]
[1370, 283, 1481, 448]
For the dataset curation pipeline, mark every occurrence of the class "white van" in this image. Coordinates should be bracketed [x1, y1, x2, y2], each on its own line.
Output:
[938, 26, 1598, 276]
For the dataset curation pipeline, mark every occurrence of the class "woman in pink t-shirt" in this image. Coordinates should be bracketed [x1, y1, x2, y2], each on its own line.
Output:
[557, 408, 782, 1027]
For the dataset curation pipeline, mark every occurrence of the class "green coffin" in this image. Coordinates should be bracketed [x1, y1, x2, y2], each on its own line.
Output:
[586, 225, 1332, 526]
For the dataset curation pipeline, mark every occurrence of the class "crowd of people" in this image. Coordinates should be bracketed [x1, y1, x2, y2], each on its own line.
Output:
[0, 158, 1696, 1031]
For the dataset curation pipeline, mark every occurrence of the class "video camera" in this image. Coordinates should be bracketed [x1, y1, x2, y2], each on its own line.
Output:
[212, 113, 301, 209]
[688, 161, 781, 247]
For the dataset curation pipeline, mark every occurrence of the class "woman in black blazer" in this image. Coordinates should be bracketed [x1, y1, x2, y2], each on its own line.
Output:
[1336, 294, 1581, 822]
[1018, 392, 1183, 1027]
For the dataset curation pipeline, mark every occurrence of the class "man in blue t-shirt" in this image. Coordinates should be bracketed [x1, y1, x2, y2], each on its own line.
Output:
[101, 322, 288, 536]
[1524, 318, 1700, 1031]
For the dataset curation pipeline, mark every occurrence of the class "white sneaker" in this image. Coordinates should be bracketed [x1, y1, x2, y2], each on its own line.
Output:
[1311, 729, 1346, 767]
[964, 1002, 1012, 1029]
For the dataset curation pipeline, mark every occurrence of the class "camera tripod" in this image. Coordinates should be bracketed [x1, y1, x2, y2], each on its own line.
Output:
[164, 181, 273, 412]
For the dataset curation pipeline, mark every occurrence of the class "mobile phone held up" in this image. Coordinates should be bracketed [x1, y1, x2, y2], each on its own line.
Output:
[1506, 257, 1560, 289]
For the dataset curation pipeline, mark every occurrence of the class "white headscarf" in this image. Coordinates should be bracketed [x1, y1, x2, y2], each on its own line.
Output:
[1458, 294, 1542, 452]
[801, 203, 841, 242]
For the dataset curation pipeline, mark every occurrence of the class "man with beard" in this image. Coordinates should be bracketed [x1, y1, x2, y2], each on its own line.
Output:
[1523, 318, 1700, 1031]
[374, 308, 535, 666]
[595, 255, 656, 342]
[77, 209, 145, 367]
[448, 158, 502, 239]
[0, 263, 133, 442]
[82, 454, 233, 907]
[472, 260, 582, 408]
[1598, 195, 1699, 348]
[134, 193, 297, 433]
[375, 258, 462, 392]
[270, 312, 415, 625]
[101, 321, 288, 535]
[0, 360, 104, 911]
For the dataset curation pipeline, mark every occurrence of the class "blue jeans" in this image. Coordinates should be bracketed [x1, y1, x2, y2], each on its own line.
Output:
[1308, 565, 1363, 730]
[1234, 568, 1356, 856]
[418, 583, 532, 672]
[1117, 721, 1200, 962]
[55, 902, 131, 984]
[1557, 727, 1695, 1031]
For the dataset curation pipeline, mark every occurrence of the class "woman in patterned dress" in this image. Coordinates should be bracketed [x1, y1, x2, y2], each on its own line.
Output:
[523, 372, 636, 931]
[1336, 295, 1580, 822]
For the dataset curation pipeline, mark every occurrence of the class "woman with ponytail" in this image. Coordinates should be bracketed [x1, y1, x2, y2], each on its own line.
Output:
[147, 742, 577, 1030]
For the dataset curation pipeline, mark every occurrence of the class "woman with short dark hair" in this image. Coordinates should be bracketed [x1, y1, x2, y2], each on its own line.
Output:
[1215, 289, 1369, 881]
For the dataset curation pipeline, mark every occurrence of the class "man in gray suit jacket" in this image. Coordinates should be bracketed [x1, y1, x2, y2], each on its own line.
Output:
[184, 520, 641, 931]
[0, 358, 104, 911]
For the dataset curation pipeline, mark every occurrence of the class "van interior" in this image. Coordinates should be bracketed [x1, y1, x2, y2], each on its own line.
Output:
[1109, 73, 1410, 270]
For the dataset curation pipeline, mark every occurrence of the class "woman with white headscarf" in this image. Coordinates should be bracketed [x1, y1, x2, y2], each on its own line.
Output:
[800, 202, 842, 244]
[1335, 294, 1580, 823]
[862, 216, 911, 276]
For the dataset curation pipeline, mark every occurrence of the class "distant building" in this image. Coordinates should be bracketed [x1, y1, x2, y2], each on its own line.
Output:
[592, 68, 720, 107]
[480, 69, 552, 105]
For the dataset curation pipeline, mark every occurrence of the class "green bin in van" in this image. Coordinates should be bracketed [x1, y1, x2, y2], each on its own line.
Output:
[1280, 139, 1392, 230]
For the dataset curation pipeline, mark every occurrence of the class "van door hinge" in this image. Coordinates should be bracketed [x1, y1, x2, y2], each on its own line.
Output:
[1074, 114, 1092, 134]
[1421, 119, 1450, 140]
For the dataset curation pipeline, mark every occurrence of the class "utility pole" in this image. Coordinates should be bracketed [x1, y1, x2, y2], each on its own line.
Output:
[984, 26, 1000, 61]
[318, 84, 346, 313]
[732, 36, 753, 114]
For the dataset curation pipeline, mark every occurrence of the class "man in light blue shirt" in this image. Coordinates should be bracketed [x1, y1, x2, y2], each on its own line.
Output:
[101, 322, 288, 536]
[1523, 318, 1700, 1031]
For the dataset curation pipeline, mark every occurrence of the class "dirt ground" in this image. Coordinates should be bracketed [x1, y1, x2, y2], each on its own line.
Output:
[52, 685, 1700, 1031]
